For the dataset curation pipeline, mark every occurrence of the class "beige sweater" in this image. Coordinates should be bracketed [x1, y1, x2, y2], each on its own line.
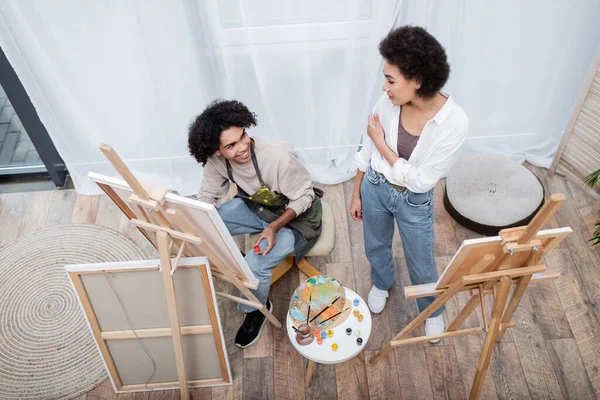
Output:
[197, 137, 315, 216]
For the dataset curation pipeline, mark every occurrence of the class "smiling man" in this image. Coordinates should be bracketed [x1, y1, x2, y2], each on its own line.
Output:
[188, 99, 322, 348]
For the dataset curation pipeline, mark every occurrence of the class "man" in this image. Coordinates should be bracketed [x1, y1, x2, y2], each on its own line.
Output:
[188, 99, 322, 348]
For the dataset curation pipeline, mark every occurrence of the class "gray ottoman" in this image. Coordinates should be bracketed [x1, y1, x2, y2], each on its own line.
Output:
[444, 154, 545, 236]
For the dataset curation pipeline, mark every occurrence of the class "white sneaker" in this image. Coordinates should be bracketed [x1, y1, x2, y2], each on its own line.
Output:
[368, 285, 389, 314]
[425, 315, 445, 343]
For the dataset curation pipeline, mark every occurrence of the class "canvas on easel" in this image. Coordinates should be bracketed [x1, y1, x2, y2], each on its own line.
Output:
[370, 194, 572, 400]
[66, 234, 231, 396]
[88, 144, 281, 328]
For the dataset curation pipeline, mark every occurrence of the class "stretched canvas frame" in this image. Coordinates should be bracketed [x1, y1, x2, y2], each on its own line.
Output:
[88, 172, 258, 289]
[66, 254, 232, 394]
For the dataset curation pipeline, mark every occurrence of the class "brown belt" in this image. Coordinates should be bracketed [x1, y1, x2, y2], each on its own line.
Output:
[377, 172, 406, 191]
[391, 183, 407, 191]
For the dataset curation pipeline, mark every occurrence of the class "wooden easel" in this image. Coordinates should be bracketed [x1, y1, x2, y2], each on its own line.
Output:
[68, 234, 231, 398]
[370, 194, 570, 400]
[96, 144, 281, 329]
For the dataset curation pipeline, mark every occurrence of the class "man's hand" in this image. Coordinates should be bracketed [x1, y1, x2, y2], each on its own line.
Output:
[349, 195, 363, 222]
[367, 113, 386, 147]
[254, 226, 277, 255]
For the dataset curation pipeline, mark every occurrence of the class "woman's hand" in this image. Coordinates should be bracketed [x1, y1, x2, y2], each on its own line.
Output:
[367, 113, 386, 148]
[349, 195, 363, 222]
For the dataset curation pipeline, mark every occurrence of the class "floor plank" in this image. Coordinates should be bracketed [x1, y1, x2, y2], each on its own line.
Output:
[488, 342, 531, 400]
[305, 360, 338, 400]
[118, 392, 148, 400]
[71, 194, 101, 224]
[334, 356, 369, 400]
[342, 180, 367, 264]
[272, 270, 305, 400]
[189, 388, 213, 400]
[433, 181, 459, 257]
[44, 189, 78, 227]
[527, 281, 573, 340]
[0, 192, 25, 246]
[95, 194, 123, 231]
[86, 379, 117, 400]
[243, 357, 274, 400]
[547, 338, 596, 400]
[148, 390, 180, 400]
[547, 249, 600, 397]
[364, 350, 402, 400]
[424, 345, 466, 400]
[17, 190, 53, 237]
[394, 344, 435, 400]
[512, 293, 563, 399]
[323, 183, 352, 264]
[564, 175, 600, 243]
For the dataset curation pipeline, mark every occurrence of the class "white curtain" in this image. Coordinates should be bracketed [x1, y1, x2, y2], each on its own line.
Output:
[0, 0, 599, 195]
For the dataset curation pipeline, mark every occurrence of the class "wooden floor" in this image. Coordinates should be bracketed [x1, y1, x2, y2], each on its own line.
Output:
[1, 165, 599, 400]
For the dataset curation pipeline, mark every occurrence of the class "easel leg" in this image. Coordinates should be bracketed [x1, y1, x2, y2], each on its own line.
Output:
[370, 278, 464, 365]
[496, 275, 532, 342]
[157, 232, 190, 400]
[470, 277, 512, 400]
[305, 360, 317, 388]
[447, 295, 481, 332]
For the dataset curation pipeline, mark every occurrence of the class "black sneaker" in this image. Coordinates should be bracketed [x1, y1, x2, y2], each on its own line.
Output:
[235, 299, 273, 348]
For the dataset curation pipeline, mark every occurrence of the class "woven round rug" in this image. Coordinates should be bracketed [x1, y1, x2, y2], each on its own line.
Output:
[0, 224, 146, 400]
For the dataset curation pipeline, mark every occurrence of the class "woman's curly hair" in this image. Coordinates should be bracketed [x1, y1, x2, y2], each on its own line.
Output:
[188, 99, 257, 166]
[379, 26, 450, 99]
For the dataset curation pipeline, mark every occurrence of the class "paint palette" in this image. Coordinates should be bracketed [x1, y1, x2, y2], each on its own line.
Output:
[289, 275, 346, 329]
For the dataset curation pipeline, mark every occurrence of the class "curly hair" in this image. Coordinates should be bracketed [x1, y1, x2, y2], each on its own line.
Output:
[188, 99, 257, 165]
[379, 26, 450, 99]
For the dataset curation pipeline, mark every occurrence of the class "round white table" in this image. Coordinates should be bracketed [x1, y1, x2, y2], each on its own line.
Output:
[286, 288, 372, 387]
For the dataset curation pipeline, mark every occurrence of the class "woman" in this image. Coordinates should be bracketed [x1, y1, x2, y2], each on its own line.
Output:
[350, 26, 468, 341]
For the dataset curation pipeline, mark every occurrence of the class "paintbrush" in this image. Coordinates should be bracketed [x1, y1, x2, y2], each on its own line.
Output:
[318, 307, 350, 326]
[309, 296, 340, 323]
[306, 291, 312, 323]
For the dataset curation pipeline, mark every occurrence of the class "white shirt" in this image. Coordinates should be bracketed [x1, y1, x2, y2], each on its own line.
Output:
[355, 92, 469, 193]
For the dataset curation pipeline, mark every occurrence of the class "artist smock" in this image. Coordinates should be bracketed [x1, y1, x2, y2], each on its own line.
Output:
[355, 92, 469, 193]
[198, 137, 315, 216]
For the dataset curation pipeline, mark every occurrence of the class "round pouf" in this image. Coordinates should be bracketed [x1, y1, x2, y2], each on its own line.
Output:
[0, 224, 146, 400]
[444, 154, 545, 236]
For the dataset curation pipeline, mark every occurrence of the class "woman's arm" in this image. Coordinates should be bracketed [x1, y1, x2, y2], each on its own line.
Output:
[367, 113, 399, 166]
[349, 169, 365, 221]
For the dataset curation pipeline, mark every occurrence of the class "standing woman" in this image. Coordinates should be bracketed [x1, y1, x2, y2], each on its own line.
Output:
[350, 26, 468, 340]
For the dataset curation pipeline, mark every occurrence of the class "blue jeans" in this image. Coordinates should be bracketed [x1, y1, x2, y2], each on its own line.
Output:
[217, 198, 295, 313]
[361, 168, 443, 317]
